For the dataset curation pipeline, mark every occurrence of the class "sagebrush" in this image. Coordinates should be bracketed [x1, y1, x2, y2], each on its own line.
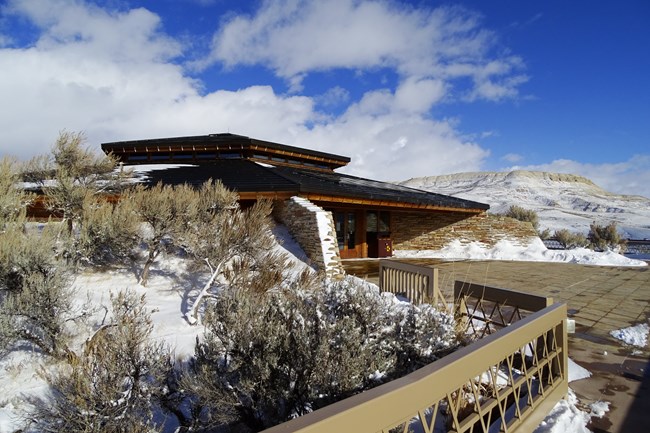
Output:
[30, 290, 170, 433]
[587, 221, 626, 252]
[184, 276, 457, 431]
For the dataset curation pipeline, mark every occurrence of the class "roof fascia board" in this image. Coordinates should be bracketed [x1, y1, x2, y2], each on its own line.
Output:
[101, 134, 350, 168]
[303, 193, 486, 213]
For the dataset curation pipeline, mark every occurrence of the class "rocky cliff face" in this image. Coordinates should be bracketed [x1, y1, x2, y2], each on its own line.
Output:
[399, 171, 650, 239]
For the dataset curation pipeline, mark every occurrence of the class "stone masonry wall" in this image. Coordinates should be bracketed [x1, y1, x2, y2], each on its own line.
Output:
[273, 197, 345, 279]
[392, 211, 539, 251]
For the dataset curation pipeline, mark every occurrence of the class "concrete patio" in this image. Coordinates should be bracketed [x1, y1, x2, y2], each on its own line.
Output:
[342, 258, 650, 433]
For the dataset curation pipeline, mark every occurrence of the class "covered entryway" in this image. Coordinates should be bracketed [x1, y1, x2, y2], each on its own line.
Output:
[333, 211, 363, 258]
[365, 210, 392, 258]
[332, 209, 392, 259]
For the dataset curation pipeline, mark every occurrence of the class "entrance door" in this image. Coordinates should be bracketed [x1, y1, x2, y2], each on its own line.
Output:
[334, 211, 361, 258]
[366, 210, 392, 258]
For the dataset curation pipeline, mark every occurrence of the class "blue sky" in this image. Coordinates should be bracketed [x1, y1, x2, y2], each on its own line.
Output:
[1, 0, 649, 197]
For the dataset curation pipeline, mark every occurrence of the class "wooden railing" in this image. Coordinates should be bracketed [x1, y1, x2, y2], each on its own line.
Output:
[378, 260, 447, 309]
[262, 269, 568, 433]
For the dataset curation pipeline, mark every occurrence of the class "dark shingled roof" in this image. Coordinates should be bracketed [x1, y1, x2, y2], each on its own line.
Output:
[135, 160, 297, 193]
[133, 160, 489, 211]
[272, 165, 489, 210]
[102, 133, 350, 169]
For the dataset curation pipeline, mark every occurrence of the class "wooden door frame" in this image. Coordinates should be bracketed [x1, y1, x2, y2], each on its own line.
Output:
[332, 209, 366, 259]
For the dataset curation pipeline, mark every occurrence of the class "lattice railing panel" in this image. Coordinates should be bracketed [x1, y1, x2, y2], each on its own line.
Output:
[457, 297, 527, 338]
[373, 323, 565, 433]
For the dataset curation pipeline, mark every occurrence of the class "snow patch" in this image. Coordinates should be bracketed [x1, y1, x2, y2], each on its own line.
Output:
[568, 358, 591, 382]
[589, 401, 610, 418]
[610, 323, 649, 348]
[395, 238, 647, 267]
[534, 389, 593, 433]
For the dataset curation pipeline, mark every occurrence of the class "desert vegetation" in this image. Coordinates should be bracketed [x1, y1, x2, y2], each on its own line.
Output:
[553, 228, 589, 249]
[553, 223, 626, 252]
[0, 132, 458, 432]
[503, 205, 627, 251]
[502, 204, 540, 231]
[502, 204, 552, 238]
[587, 221, 627, 252]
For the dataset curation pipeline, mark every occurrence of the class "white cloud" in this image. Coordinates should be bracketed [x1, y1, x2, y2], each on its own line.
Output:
[207, 0, 527, 102]
[510, 155, 650, 198]
[0, 0, 489, 183]
[0, 0, 194, 157]
[290, 97, 490, 181]
[315, 86, 350, 108]
[3, 0, 644, 200]
[394, 78, 446, 113]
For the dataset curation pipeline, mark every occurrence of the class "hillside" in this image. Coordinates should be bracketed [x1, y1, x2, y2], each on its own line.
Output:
[399, 170, 650, 239]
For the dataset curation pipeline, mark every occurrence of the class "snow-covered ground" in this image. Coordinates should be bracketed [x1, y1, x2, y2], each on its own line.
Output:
[0, 224, 313, 433]
[534, 358, 610, 433]
[1, 224, 643, 432]
[395, 238, 648, 267]
[399, 171, 650, 240]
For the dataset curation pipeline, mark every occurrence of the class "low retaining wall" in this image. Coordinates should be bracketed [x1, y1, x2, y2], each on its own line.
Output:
[392, 211, 539, 251]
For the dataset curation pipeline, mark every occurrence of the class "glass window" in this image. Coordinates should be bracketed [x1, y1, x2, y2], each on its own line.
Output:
[366, 211, 378, 232]
[335, 212, 345, 250]
[379, 212, 390, 233]
[347, 212, 356, 249]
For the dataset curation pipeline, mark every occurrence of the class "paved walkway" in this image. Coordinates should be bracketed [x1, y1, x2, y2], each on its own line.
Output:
[342, 258, 650, 433]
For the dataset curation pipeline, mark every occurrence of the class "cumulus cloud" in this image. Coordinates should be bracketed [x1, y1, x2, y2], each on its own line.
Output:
[0, 0, 491, 182]
[11, 0, 644, 197]
[315, 86, 350, 108]
[509, 155, 650, 198]
[0, 0, 194, 156]
[291, 98, 490, 181]
[207, 0, 527, 100]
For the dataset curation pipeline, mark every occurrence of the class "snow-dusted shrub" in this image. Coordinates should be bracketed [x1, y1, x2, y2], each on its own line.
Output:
[538, 227, 552, 240]
[554, 228, 589, 249]
[74, 195, 141, 267]
[185, 276, 457, 431]
[22, 131, 126, 236]
[588, 221, 626, 252]
[502, 205, 539, 231]
[0, 224, 76, 358]
[0, 156, 33, 227]
[130, 183, 198, 286]
[29, 290, 170, 433]
[180, 183, 284, 323]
